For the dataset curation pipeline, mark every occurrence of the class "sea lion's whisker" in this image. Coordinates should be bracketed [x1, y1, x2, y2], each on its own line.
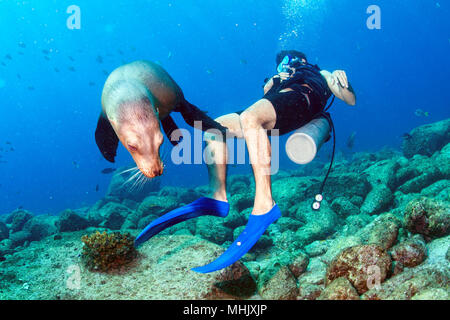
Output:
[123, 170, 141, 187]
[119, 166, 139, 175]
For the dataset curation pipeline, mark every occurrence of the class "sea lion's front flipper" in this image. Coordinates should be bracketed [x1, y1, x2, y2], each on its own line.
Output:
[177, 100, 228, 135]
[95, 113, 119, 163]
[160, 115, 183, 146]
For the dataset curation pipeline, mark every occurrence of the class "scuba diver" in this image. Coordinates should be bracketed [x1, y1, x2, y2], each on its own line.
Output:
[135, 50, 356, 273]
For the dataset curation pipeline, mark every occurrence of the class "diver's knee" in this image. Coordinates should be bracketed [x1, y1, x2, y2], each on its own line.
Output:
[239, 110, 262, 129]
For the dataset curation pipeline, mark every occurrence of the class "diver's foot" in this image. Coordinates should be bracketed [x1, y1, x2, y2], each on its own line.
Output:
[192, 204, 281, 273]
[251, 200, 275, 216]
[134, 197, 230, 247]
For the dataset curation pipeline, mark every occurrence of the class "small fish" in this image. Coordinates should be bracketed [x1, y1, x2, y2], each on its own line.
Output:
[17, 74, 21, 79]
[68, 56, 75, 61]
[118, 49, 124, 56]
[54, 67, 60, 73]
[206, 69, 213, 75]
[102, 69, 109, 76]
[5, 54, 12, 60]
[18, 51, 24, 55]
[346, 131, 356, 149]
[18, 42, 26, 48]
[101, 168, 116, 174]
[414, 109, 430, 117]
[1, 62, 6, 67]
[17, 205, 24, 210]
[42, 49, 50, 55]
[5, 141, 11, 145]
[27, 86, 35, 91]
[72, 161, 80, 169]
[168, 51, 172, 59]
[0, 160, 7, 164]
[68, 66, 76, 72]
[95, 184, 99, 192]
[10, 147, 14, 152]
[44, 56, 50, 61]
[89, 81, 95, 86]
[240, 59, 248, 65]
[96, 55, 103, 64]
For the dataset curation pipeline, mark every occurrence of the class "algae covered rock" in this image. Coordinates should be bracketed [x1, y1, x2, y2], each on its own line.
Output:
[288, 251, 310, 278]
[404, 197, 450, 240]
[390, 235, 426, 268]
[22, 216, 55, 241]
[196, 216, 233, 245]
[402, 118, 450, 158]
[81, 231, 138, 272]
[362, 264, 449, 300]
[6, 209, 33, 233]
[294, 202, 338, 247]
[357, 213, 401, 250]
[257, 264, 298, 300]
[360, 184, 393, 215]
[0, 221, 8, 241]
[136, 195, 179, 219]
[9, 230, 32, 248]
[331, 197, 360, 218]
[318, 277, 360, 300]
[92, 202, 132, 230]
[326, 244, 392, 295]
[57, 209, 89, 232]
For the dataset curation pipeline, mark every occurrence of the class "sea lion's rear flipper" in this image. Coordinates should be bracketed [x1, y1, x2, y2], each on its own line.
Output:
[160, 115, 183, 146]
[177, 100, 228, 135]
[95, 113, 119, 163]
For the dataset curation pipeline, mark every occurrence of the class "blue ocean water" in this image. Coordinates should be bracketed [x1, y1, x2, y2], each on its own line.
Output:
[0, 0, 448, 215]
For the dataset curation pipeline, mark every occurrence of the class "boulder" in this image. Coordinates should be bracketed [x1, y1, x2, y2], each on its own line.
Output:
[288, 251, 310, 278]
[326, 244, 392, 295]
[402, 118, 450, 158]
[257, 265, 298, 300]
[318, 277, 360, 300]
[0, 221, 9, 241]
[356, 213, 401, 250]
[9, 230, 32, 248]
[390, 235, 426, 268]
[360, 184, 393, 215]
[56, 210, 89, 232]
[95, 202, 132, 230]
[22, 216, 56, 241]
[196, 216, 233, 245]
[404, 197, 450, 240]
[7, 209, 33, 233]
[331, 197, 360, 218]
[362, 264, 449, 300]
[136, 195, 179, 219]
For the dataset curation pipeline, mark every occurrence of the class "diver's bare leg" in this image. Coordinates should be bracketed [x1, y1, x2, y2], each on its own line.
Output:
[239, 99, 277, 215]
[205, 113, 244, 202]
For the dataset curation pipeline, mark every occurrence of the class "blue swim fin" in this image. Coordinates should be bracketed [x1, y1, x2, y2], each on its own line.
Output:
[192, 204, 281, 273]
[134, 197, 229, 247]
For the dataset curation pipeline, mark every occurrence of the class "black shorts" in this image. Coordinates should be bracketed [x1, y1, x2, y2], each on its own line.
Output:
[236, 87, 319, 136]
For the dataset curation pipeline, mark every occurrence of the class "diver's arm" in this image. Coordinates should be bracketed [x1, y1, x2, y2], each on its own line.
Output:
[321, 70, 356, 106]
[263, 77, 275, 95]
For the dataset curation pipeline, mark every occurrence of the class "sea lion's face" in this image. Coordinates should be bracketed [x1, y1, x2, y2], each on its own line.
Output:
[113, 101, 164, 178]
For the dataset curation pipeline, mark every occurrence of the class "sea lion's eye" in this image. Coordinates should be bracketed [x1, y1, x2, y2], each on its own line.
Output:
[128, 144, 138, 152]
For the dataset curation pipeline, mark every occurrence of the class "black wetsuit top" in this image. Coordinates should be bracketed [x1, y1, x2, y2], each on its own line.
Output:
[256, 63, 333, 135]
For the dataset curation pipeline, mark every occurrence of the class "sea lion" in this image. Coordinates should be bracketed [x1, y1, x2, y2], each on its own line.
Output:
[95, 60, 226, 178]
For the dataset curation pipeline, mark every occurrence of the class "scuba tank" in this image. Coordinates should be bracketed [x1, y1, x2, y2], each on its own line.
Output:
[285, 117, 330, 165]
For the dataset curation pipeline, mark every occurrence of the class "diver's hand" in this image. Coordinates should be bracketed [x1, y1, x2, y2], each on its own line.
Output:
[332, 70, 349, 89]
[277, 72, 291, 82]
